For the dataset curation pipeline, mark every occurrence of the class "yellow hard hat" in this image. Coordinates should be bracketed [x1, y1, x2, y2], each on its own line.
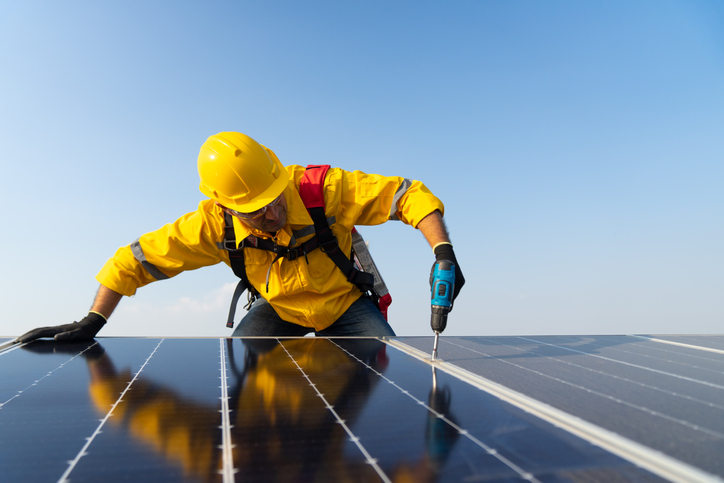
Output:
[197, 132, 289, 213]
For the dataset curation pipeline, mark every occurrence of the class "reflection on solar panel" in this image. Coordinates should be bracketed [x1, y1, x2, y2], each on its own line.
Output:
[1, 335, 722, 482]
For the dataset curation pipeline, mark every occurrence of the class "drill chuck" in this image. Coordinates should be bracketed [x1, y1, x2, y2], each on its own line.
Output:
[431, 306, 449, 332]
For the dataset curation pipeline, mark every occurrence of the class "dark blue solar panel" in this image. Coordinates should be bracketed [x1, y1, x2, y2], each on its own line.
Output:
[0, 336, 700, 482]
[399, 335, 724, 479]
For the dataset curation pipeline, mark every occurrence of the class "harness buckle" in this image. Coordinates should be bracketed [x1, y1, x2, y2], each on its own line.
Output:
[319, 238, 339, 254]
[223, 237, 242, 251]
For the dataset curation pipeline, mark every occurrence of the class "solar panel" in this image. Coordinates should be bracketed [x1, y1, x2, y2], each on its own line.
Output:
[1, 335, 721, 482]
[397, 335, 724, 482]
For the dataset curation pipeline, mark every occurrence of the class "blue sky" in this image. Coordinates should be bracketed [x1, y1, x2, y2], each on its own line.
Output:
[1, 1, 722, 338]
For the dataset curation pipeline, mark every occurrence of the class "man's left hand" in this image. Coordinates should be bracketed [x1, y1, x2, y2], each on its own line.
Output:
[15, 313, 107, 344]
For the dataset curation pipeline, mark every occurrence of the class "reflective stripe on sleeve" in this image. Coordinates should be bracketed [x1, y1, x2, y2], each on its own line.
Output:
[388, 178, 412, 221]
[131, 239, 170, 280]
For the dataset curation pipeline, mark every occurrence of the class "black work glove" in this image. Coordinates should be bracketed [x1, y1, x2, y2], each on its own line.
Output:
[432, 244, 465, 301]
[15, 312, 107, 344]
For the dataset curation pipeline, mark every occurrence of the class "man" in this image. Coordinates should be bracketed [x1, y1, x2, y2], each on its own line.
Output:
[17, 132, 464, 342]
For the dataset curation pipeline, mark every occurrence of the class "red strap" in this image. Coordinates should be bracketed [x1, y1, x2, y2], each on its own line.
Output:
[378, 293, 392, 321]
[299, 165, 330, 209]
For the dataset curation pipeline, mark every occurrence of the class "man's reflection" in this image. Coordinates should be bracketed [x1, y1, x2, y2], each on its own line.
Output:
[23, 339, 459, 482]
[389, 367, 460, 483]
[227, 338, 390, 481]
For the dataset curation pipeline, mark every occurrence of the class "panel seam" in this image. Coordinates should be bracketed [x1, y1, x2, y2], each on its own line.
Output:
[218, 339, 237, 482]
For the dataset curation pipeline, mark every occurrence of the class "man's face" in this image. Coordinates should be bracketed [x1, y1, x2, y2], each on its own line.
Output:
[225, 194, 288, 234]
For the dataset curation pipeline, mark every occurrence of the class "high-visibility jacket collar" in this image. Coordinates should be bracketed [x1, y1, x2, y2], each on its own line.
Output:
[230, 182, 317, 248]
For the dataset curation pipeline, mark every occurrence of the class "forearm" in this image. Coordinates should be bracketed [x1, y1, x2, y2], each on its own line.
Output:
[418, 209, 465, 301]
[416, 210, 451, 249]
[90, 284, 123, 320]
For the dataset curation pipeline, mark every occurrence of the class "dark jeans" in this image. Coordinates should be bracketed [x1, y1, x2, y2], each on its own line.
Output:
[231, 296, 396, 337]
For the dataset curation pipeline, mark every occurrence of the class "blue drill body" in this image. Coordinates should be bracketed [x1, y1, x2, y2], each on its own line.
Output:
[430, 260, 455, 333]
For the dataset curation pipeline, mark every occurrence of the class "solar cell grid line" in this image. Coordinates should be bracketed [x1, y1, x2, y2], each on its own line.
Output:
[470, 337, 724, 412]
[422, 337, 724, 480]
[276, 338, 393, 483]
[340, 337, 668, 481]
[479, 336, 724, 413]
[480, 337, 724, 443]
[0, 342, 98, 410]
[328, 339, 542, 483]
[64, 338, 230, 482]
[545, 335, 724, 383]
[580, 337, 724, 387]
[517, 336, 724, 390]
[0, 338, 170, 482]
[598, 335, 724, 368]
[57, 338, 165, 483]
[388, 338, 720, 483]
[441, 338, 724, 438]
[273, 338, 537, 481]
[218, 338, 236, 482]
[511, 336, 724, 409]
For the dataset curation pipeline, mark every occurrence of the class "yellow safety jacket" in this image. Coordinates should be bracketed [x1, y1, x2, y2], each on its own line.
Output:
[96, 165, 444, 330]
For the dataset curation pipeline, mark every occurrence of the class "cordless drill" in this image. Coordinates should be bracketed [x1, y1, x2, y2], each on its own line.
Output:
[430, 259, 455, 360]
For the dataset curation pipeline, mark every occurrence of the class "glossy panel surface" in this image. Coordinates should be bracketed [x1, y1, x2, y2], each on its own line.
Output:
[399, 335, 724, 477]
[1, 337, 668, 482]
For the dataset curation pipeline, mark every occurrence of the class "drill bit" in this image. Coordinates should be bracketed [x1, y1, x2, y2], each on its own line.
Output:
[431, 331, 440, 361]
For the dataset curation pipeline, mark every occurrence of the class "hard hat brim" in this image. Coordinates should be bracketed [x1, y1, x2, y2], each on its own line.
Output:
[223, 159, 290, 213]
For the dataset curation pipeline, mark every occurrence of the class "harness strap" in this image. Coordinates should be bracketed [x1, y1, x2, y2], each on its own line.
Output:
[223, 212, 258, 328]
[241, 234, 319, 262]
[307, 205, 375, 291]
[224, 213, 246, 278]
[301, 165, 374, 292]
[226, 280, 248, 329]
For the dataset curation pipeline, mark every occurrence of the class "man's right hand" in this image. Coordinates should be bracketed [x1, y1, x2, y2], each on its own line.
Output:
[15, 312, 107, 344]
